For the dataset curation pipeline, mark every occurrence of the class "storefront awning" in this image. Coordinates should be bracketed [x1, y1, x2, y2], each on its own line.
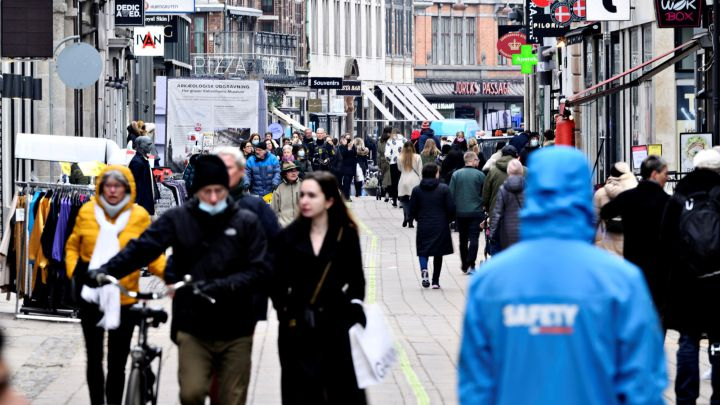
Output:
[362, 88, 398, 121]
[271, 107, 307, 131]
[565, 23, 600, 46]
[566, 33, 707, 106]
[377, 84, 442, 121]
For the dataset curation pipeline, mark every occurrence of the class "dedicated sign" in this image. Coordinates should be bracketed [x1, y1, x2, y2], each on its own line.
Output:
[133, 26, 165, 56]
[586, 0, 630, 20]
[145, 0, 195, 14]
[655, 0, 701, 27]
[497, 32, 526, 60]
[115, 0, 144, 26]
[309, 77, 343, 89]
[336, 80, 361, 96]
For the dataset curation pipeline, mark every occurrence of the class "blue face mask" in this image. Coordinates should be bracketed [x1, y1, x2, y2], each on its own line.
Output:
[198, 198, 228, 216]
[298, 150, 305, 158]
[252, 140, 260, 146]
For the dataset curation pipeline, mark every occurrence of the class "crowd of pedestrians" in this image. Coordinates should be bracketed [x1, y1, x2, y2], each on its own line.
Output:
[63, 119, 720, 405]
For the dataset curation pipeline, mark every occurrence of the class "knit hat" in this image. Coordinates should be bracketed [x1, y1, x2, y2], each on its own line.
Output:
[282, 161, 298, 172]
[501, 145, 519, 158]
[253, 140, 267, 150]
[191, 155, 230, 194]
[421, 121, 430, 129]
[507, 159, 524, 176]
[693, 149, 720, 173]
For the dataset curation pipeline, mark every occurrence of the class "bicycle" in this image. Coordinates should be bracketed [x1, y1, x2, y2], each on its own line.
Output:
[96, 274, 215, 405]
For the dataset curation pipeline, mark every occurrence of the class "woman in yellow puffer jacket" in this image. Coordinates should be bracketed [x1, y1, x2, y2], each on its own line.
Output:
[65, 165, 165, 405]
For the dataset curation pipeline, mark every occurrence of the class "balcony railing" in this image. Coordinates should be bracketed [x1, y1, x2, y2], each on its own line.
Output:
[192, 31, 299, 59]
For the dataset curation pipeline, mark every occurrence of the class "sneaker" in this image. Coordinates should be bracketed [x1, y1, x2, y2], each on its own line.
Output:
[432, 284, 440, 289]
[421, 270, 430, 288]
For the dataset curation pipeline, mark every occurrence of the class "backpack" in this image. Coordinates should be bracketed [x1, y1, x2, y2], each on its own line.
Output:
[677, 186, 720, 278]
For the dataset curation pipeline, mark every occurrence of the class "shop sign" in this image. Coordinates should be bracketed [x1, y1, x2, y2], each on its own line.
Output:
[497, 32, 526, 59]
[549, 0, 586, 26]
[192, 54, 296, 80]
[655, 0, 701, 28]
[145, 15, 178, 43]
[454, 81, 513, 96]
[145, 0, 195, 14]
[526, 0, 571, 44]
[586, 0, 630, 20]
[512, 45, 538, 74]
[336, 80, 361, 96]
[432, 103, 455, 110]
[308, 99, 323, 113]
[133, 26, 165, 56]
[309, 77, 343, 89]
[115, 0, 144, 26]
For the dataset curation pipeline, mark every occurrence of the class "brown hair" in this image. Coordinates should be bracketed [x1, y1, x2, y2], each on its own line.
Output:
[300, 171, 357, 227]
[421, 139, 439, 157]
[400, 141, 416, 171]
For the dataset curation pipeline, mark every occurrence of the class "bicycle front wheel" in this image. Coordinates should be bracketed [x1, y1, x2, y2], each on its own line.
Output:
[124, 368, 143, 405]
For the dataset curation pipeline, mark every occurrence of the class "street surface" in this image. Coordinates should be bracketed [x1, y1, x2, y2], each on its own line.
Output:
[0, 197, 711, 404]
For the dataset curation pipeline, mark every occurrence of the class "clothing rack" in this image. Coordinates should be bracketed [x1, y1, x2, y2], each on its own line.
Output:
[14, 181, 94, 323]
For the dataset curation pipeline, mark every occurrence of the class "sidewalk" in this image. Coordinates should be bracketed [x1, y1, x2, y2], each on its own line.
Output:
[0, 197, 710, 404]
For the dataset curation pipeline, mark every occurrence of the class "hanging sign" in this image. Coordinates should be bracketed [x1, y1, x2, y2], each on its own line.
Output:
[309, 77, 343, 89]
[497, 32, 526, 59]
[586, 0, 630, 21]
[145, 15, 178, 43]
[133, 26, 165, 56]
[145, 0, 195, 14]
[526, 0, 572, 44]
[115, 0, 145, 26]
[654, 0, 702, 28]
[336, 80, 361, 96]
[512, 45, 538, 74]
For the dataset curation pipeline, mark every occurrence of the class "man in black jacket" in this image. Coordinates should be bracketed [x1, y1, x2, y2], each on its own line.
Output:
[128, 136, 158, 215]
[311, 128, 336, 172]
[600, 155, 669, 312]
[92, 155, 271, 405]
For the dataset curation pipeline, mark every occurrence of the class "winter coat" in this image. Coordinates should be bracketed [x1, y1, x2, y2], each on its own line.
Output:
[509, 133, 529, 154]
[102, 198, 271, 341]
[65, 165, 166, 306]
[449, 166, 486, 217]
[273, 221, 366, 404]
[440, 146, 465, 184]
[128, 153, 157, 215]
[311, 140, 336, 172]
[459, 147, 666, 405]
[421, 151, 439, 167]
[410, 179, 456, 257]
[377, 140, 392, 187]
[482, 150, 503, 172]
[356, 150, 369, 175]
[246, 153, 282, 197]
[417, 129, 441, 153]
[339, 145, 358, 176]
[593, 171, 638, 255]
[303, 138, 317, 158]
[272, 180, 301, 227]
[600, 180, 669, 312]
[483, 155, 513, 214]
[661, 169, 720, 334]
[398, 154, 422, 197]
[384, 138, 404, 165]
[489, 175, 525, 250]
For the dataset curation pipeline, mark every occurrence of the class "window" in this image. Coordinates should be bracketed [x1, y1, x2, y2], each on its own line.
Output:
[675, 28, 694, 71]
[262, 0, 273, 13]
[441, 17, 450, 64]
[465, 17, 475, 64]
[386, 5, 391, 55]
[406, 9, 412, 57]
[356, 4, 362, 56]
[366, 5, 372, 56]
[335, 1, 340, 54]
[453, 18, 462, 64]
[643, 24, 652, 73]
[311, 0, 317, 53]
[431, 16, 438, 64]
[497, 17, 509, 66]
[323, 0, 330, 53]
[192, 16, 206, 54]
[398, 8, 404, 56]
[346, 2, 352, 55]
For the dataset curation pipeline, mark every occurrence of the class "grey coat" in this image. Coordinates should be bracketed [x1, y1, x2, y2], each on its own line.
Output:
[490, 175, 525, 251]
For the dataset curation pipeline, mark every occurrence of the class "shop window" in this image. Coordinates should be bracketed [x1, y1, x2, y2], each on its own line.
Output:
[642, 24, 652, 74]
[675, 28, 694, 72]
[192, 16, 206, 54]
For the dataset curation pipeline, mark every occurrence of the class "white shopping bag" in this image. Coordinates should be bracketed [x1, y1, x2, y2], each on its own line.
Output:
[356, 163, 365, 182]
[348, 304, 398, 388]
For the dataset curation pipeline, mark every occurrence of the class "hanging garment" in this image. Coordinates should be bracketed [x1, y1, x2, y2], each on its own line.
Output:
[0, 193, 19, 290]
[28, 195, 51, 290]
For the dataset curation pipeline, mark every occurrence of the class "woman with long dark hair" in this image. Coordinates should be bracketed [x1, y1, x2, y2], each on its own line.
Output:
[273, 171, 367, 404]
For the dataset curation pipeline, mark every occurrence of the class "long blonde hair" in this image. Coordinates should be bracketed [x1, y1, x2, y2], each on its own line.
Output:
[421, 139, 439, 157]
[400, 141, 416, 171]
[354, 138, 369, 156]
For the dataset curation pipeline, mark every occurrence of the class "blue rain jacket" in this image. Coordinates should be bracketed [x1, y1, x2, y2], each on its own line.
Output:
[458, 147, 666, 405]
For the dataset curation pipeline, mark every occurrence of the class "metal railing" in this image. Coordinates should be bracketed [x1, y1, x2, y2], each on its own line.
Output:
[192, 31, 299, 60]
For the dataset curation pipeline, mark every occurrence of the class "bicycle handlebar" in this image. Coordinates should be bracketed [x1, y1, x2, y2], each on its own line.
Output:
[96, 274, 215, 304]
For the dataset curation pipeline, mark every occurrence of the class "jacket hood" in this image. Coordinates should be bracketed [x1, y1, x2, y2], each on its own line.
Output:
[420, 178, 440, 190]
[509, 133, 529, 153]
[495, 156, 514, 173]
[520, 147, 594, 242]
[604, 172, 638, 199]
[94, 165, 137, 215]
[504, 175, 525, 193]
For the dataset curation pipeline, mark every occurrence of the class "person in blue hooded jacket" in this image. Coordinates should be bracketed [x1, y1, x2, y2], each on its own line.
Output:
[246, 141, 281, 197]
[458, 147, 666, 405]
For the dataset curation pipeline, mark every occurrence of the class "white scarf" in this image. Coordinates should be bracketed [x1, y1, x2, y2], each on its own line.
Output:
[81, 203, 131, 330]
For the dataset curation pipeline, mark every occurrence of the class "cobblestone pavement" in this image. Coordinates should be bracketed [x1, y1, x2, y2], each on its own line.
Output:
[0, 197, 711, 404]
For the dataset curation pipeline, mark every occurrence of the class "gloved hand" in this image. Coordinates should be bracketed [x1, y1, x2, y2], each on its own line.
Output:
[349, 301, 366, 327]
[84, 268, 108, 288]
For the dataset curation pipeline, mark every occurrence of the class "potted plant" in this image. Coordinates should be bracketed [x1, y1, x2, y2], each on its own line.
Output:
[364, 177, 379, 196]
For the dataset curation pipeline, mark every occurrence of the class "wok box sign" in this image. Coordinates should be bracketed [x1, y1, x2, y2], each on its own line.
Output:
[654, 0, 701, 28]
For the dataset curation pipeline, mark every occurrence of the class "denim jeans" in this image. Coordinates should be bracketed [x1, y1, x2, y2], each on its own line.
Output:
[418, 256, 443, 284]
[676, 332, 720, 405]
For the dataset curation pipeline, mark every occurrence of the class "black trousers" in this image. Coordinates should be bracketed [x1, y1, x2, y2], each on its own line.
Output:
[388, 164, 400, 204]
[341, 174, 354, 199]
[81, 305, 135, 405]
[457, 216, 483, 270]
[399, 196, 411, 222]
